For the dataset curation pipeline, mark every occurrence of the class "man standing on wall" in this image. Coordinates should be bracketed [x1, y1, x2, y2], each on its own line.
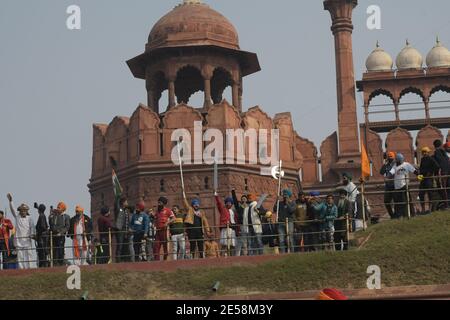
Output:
[0, 210, 14, 269]
[152, 197, 174, 261]
[7, 193, 36, 269]
[183, 194, 212, 259]
[433, 140, 450, 209]
[393, 153, 418, 218]
[273, 189, 296, 253]
[380, 152, 397, 219]
[34, 203, 49, 268]
[49, 202, 70, 266]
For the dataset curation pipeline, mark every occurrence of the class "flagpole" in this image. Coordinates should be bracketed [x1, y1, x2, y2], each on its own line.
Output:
[177, 142, 185, 196]
[361, 180, 367, 231]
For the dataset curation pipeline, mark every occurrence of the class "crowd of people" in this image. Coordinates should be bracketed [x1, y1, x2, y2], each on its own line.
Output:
[0, 140, 448, 271]
[380, 140, 450, 218]
[0, 175, 363, 270]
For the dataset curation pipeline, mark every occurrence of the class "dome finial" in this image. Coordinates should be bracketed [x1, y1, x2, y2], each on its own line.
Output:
[436, 35, 441, 45]
[406, 39, 410, 46]
[376, 40, 380, 48]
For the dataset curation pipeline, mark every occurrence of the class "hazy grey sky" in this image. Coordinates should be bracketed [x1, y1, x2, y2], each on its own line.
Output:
[1, 0, 449, 218]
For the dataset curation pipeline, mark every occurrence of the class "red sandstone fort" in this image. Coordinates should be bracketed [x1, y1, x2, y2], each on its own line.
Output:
[88, 0, 450, 226]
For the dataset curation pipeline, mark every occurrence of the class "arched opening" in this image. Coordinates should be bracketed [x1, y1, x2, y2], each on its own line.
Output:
[429, 85, 450, 118]
[175, 65, 204, 105]
[367, 89, 396, 122]
[398, 88, 426, 120]
[211, 68, 233, 104]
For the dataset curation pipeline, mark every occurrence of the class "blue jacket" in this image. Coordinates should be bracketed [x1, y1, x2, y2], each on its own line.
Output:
[313, 202, 338, 229]
[130, 212, 149, 234]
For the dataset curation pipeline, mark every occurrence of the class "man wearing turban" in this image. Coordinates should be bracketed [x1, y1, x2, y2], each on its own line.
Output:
[130, 201, 150, 262]
[7, 193, 36, 269]
[214, 192, 239, 256]
[340, 173, 359, 231]
[418, 147, 440, 214]
[242, 193, 264, 256]
[49, 201, 71, 266]
[393, 153, 418, 218]
[152, 197, 174, 261]
[380, 152, 397, 219]
[183, 194, 212, 259]
[273, 189, 296, 254]
[69, 206, 92, 266]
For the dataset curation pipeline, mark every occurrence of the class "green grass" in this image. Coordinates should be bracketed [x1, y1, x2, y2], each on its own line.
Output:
[1, 212, 449, 300]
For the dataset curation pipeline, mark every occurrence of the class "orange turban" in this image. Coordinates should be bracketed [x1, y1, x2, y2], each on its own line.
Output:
[247, 193, 257, 202]
[75, 205, 84, 213]
[316, 288, 348, 300]
[57, 202, 67, 212]
[387, 151, 396, 159]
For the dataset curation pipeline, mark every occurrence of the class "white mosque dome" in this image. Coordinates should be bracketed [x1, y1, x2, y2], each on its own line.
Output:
[396, 40, 423, 70]
[426, 37, 450, 68]
[365, 41, 393, 72]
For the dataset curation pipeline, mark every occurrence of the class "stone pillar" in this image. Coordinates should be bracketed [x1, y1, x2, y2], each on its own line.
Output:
[147, 89, 159, 114]
[232, 81, 239, 109]
[146, 79, 158, 113]
[424, 98, 431, 121]
[364, 102, 369, 124]
[204, 77, 212, 108]
[394, 100, 400, 122]
[324, 0, 360, 158]
[168, 79, 176, 109]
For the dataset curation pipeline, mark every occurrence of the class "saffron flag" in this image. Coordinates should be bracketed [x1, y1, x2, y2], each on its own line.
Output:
[112, 169, 123, 199]
[361, 142, 371, 179]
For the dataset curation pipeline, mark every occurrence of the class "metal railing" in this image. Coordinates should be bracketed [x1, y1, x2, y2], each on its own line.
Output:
[0, 215, 353, 270]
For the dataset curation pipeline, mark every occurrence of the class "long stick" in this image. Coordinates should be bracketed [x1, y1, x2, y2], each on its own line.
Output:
[361, 182, 367, 231]
[213, 157, 218, 192]
[406, 177, 411, 219]
[177, 143, 185, 194]
[108, 229, 112, 264]
[276, 160, 283, 222]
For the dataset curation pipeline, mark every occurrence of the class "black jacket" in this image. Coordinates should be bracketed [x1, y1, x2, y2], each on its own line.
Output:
[36, 213, 49, 236]
[380, 161, 396, 189]
[231, 190, 245, 225]
[419, 155, 440, 176]
[433, 149, 449, 175]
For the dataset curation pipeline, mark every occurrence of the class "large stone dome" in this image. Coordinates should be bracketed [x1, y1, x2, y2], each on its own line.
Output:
[147, 1, 240, 51]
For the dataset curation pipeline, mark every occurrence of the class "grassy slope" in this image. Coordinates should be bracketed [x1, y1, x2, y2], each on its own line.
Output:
[2, 212, 449, 300]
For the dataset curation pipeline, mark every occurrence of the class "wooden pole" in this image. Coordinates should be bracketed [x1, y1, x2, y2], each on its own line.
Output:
[177, 142, 185, 194]
[276, 160, 283, 222]
[226, 222, 231, 257]
[285, 217, 290, 253]
[346, 214, 350, 249]
[108, 229, 112, 264]
[50, 231, 53, 268]
[406, 177, 411, 219]
[361, 182, 367, 231]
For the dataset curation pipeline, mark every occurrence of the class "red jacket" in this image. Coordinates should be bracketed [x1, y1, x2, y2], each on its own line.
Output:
[155, 207, 174, 229]
[0, 218, 14, 255]
[215, 195, 239, 231]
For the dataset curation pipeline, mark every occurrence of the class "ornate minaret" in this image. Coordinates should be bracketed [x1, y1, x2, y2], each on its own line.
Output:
[324, 0, 361, 175]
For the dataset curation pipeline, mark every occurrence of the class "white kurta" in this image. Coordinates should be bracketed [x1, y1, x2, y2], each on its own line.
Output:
[9, 202, 35, 269]
[73, 218, 88, 266]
